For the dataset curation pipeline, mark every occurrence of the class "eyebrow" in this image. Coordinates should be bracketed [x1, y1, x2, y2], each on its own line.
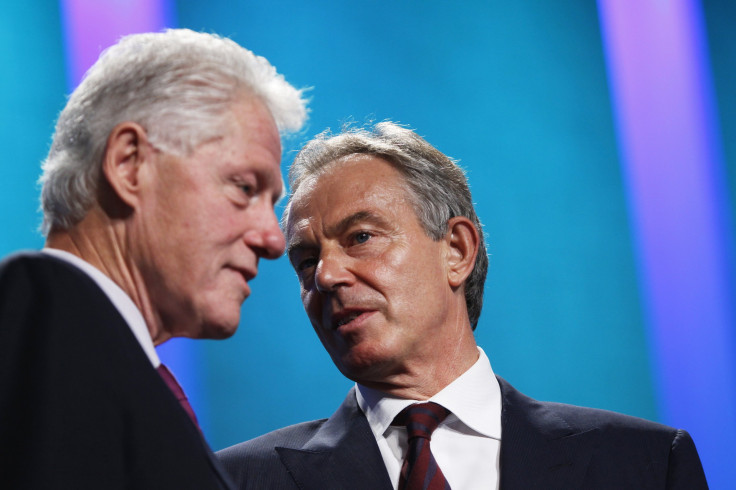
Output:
[330, 210, 389, 235]
[286, 210, 390, 256]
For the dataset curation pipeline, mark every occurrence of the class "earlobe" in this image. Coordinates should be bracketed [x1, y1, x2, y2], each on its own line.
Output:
[102, 122, 152, 208]
[444, 216, 480, 288]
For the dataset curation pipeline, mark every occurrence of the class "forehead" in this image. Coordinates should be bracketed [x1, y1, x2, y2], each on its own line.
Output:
[228, 95, 281, 161]
[286, 155, 413, 235]
[208, 95, 284, 192]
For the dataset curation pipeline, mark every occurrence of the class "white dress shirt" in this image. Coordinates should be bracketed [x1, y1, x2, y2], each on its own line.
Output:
[356, 347, 502, 490]
[42, 248, 160, 368]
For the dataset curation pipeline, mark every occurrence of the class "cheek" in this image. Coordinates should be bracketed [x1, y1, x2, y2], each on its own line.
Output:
[380, 249, 445, 308]
[301, 290, 320, 318]
[368, 248, 416, 293]
[193, 207, 246, 247]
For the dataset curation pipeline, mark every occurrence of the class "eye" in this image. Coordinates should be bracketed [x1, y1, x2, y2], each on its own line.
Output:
[289, 250, 317, 272]
[297, 257, 317, 272]
[354, 231, 371, 244]
[240, 183, 255, 197]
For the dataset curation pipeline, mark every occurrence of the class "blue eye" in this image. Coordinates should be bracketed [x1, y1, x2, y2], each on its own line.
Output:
[355, 232, 371, 244]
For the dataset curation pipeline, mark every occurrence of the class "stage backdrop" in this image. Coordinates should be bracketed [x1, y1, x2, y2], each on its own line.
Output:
[1, 1, 734, 486]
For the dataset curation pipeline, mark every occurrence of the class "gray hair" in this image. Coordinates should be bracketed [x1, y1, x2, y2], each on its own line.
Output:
[284, 122, 488, 330]
[40, 28, 307, 234]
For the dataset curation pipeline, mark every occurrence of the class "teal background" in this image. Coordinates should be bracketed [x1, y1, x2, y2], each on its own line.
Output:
[0, 2, 732, 475]
[177, 0, 655, 449]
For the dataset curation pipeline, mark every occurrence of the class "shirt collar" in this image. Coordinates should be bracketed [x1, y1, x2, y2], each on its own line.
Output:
[356, 346, 501, 440]
[42, 248, 160, 367]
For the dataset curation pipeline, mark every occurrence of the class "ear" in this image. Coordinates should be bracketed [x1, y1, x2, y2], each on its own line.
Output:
[101, 122, 153, 209]
[444, 216, 480, 288]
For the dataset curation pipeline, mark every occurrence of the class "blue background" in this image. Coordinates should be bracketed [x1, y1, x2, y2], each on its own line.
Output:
[1, 0, 734, 486]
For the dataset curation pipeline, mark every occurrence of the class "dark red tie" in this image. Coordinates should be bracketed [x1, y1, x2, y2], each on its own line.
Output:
[395, 402, 452, 490]
[157, 364, 200, 430]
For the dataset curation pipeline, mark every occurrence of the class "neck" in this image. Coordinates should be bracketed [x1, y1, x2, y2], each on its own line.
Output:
[356, 318, 480, 400]
[45, 208, 170, 345]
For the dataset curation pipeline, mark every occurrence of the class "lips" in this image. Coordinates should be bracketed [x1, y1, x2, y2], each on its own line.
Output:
[336, 312, 361, 327]
[226, 265, 257, 298]
[330, 308, 375, 330]
[228, 264, 257, 282]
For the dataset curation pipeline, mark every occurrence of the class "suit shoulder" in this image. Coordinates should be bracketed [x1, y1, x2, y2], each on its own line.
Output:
[498, 378, 707, 487]
[545, 400, 676, 435]
[0, 251, 107, 325]
[0, 251, 48, 278]
[500, 376, 678, 438]
[217, 419, 328, 484]
[219, 418, 328, 461]
[0, 249, 131, 378]
[1, 251, 64, 268]
[535, 402, 706, 487]
[498, 376, 688, 454]
[0, 251, 91, 290]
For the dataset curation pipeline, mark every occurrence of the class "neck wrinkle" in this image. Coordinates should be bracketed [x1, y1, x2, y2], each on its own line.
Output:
[45, 209, 166, 345]
[360, 335, 480, 401]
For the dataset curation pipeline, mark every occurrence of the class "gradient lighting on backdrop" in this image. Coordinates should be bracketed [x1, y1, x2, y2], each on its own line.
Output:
[60, 0, 176, 89]
[57, 0, 210, 431]
[55, 0, 733, 484]
[598, 0, 736, 486]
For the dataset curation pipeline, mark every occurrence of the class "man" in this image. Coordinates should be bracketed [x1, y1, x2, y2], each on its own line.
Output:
[218, 122, 708, 489]
[0, 29, 306, 488]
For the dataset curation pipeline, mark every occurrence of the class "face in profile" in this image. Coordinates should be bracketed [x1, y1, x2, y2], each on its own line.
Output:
[133, 96, 286, 341]
[286, 155, 458, 385]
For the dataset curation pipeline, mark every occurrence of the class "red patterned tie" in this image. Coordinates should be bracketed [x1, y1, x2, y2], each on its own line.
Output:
[157, 364, 201, 430]
[395, 402, 452, 490]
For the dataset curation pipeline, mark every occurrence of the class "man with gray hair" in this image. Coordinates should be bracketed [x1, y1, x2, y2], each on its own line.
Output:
[219, 122, 707, 489]
[0, 29, 306, 488]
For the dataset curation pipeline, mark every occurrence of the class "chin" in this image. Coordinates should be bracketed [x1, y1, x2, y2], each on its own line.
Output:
[333, 350, 393, 383]
[197, 312, 241, 340]
[204, 326, 238, 340]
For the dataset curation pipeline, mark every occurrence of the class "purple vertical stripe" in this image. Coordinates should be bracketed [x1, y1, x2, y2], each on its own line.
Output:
[598, 0, 736, 486]
[59, 0, 175, 89]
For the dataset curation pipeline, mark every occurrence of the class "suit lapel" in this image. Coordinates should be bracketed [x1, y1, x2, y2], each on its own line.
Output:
[498, 377, 599, 490]
[276, 388, 392, 490]
[39, 254, 236, 489]
[200, 435, 237, 490]
[274, 376, 601, 489]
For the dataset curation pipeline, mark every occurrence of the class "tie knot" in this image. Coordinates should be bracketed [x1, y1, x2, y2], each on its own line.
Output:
[395, 402, 450, 440]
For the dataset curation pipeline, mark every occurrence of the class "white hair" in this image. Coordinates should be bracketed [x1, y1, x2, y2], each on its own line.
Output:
[40, 28, 307, 234]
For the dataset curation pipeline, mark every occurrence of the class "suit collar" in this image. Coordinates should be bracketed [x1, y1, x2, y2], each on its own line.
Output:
[199, 436, 237, 490]
[276, 387, 392, 490]
[497, 376, 599, 489]
[355, 347, 502, 441]
[274, 377, 601, 490]
[41, 248, 159, 366]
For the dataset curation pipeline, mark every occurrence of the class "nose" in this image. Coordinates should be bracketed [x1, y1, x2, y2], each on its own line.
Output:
[243, 204, 286, 260]
[314, 249, 353, 293]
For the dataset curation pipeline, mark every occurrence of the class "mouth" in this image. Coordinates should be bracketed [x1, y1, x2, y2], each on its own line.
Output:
[330, 309, 375, 330]
[226, 265, 257, 297]
[228, 264, 257, 281]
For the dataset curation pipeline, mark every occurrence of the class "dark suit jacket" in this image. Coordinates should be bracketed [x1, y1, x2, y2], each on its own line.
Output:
[0, 252, 233, 489]
[218, 377, 708, 489]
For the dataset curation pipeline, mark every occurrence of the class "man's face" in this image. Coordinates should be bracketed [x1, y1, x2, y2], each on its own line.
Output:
[134, 96, 285, 340]
[286, 155, 456, 384]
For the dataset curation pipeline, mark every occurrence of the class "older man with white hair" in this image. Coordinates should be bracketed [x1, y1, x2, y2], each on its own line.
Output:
[0, 29, 306, 489]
